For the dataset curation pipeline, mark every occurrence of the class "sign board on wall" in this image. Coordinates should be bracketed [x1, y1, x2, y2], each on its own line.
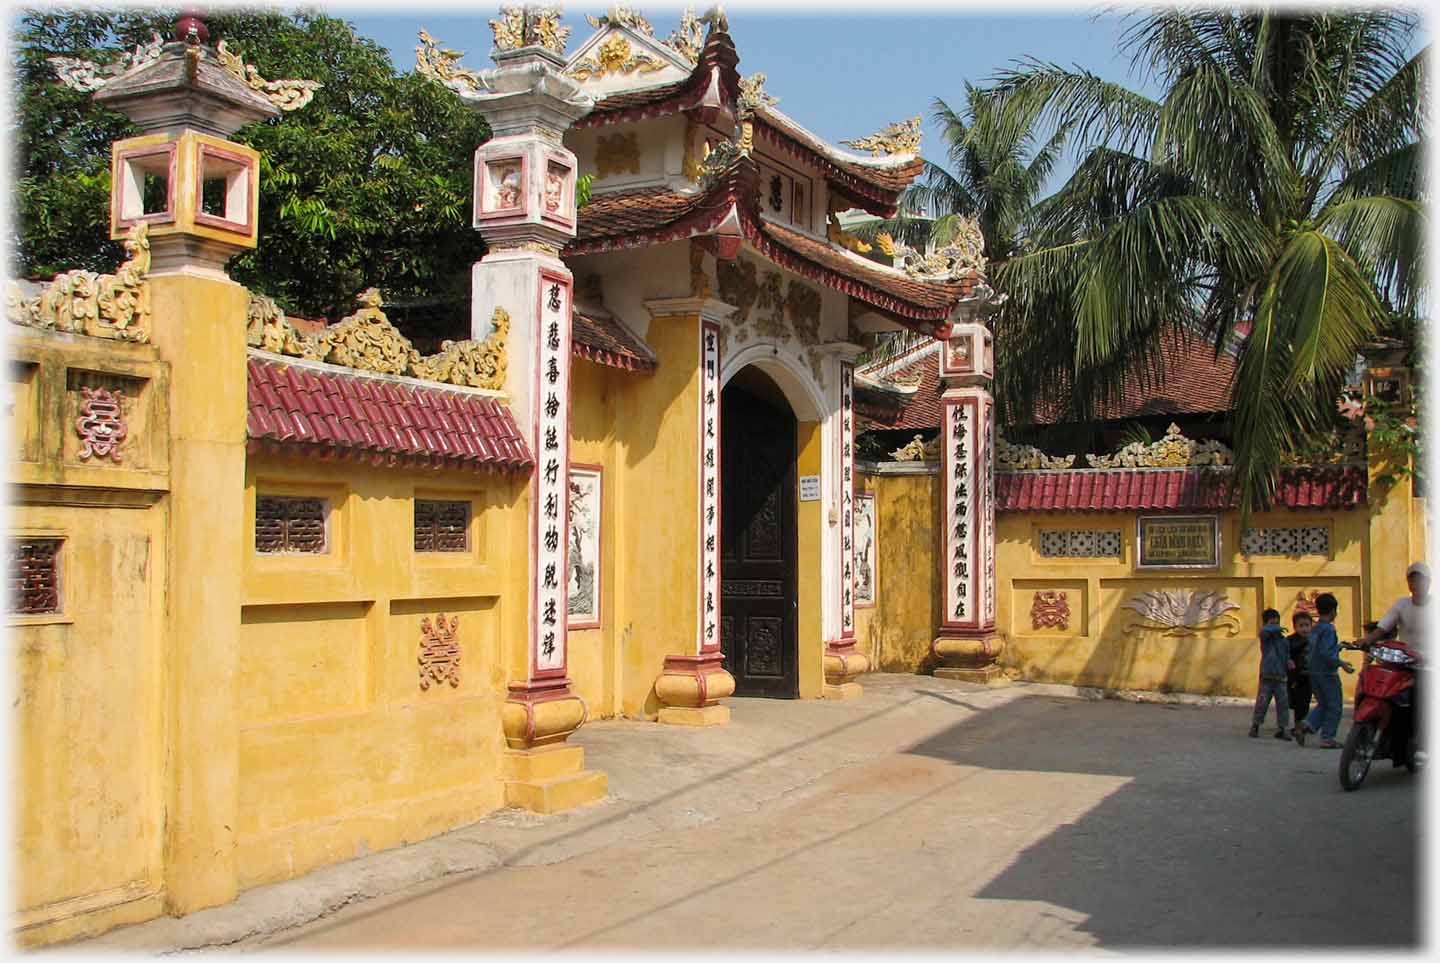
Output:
[1137, 515, 1221, 568]
[799, 475, 821, 501]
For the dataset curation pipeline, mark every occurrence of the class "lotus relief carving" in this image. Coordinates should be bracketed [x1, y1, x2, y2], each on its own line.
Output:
[1121, 589, 1242, 637]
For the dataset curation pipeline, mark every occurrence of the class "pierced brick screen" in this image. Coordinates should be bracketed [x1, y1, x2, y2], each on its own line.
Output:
[255, 496, 328, 554]
[11, 538, 61, 614]
[414, 500, 470, 552]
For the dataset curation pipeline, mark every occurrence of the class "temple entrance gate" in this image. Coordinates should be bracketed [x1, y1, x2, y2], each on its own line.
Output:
[720, 368, 800, 698]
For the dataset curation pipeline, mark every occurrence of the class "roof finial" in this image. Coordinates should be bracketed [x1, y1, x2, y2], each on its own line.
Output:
[175, 7, 208, 45]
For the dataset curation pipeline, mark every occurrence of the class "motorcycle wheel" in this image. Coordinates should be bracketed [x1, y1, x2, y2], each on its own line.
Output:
[1340, 721, 1377, 791]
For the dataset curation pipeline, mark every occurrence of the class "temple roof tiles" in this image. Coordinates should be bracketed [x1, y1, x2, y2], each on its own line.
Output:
[995, 465, 1367, 512]
[573, 307, 657, 371]
[245, 354, 533, 474]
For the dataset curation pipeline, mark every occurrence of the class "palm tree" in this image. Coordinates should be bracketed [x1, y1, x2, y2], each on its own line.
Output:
[855, 83, 1069, 364]
[986, 9, 1426, 517]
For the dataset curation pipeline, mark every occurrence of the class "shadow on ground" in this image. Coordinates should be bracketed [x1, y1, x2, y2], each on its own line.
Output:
[904, 690, 1419, 948]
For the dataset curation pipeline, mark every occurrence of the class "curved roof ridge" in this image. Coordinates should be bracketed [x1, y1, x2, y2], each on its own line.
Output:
[756, 105, 920, 170]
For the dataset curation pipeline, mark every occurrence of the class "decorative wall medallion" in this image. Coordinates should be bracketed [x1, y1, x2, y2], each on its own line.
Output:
[855, 492, 876, 607]
[567, 466, 601, 626]
[1121, 589, 1241, 637]
[418, 613, 461, 690]
[75, 386, 127, 462]
[1030, 590, 1070, 631]
[544, 164, 565, 214]
[595, 132, 640, 177]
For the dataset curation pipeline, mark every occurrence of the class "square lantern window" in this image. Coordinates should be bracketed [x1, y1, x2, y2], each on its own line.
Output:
[193, 144, 256, 236]
[113, 142, 177, 228]
[475, 154, 529, 223]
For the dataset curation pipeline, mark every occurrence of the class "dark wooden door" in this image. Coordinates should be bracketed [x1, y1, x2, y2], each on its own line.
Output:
[720, 384, 798, 698]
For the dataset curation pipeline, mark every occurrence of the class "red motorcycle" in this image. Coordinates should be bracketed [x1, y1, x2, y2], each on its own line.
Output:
[1339, 640, 1421, 791]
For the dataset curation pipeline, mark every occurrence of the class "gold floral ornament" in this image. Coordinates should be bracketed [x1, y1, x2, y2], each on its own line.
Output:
[895, 215, 985, 280]
[415, 28, 482, 93]
[214, 40, 321, 111]
[8, 222, 152, 342]
[840, 115, 923, 156]
[419, 613, 462, 690]
[490, 5, 571, 55]
[665, 7, 705, 64]
[586, 5, 654, 34]
[595, 131, 641, 177]
[890, 434, 941, 462]
[1085, 423, 1233, 469]
[48, 33, 164, 92]
[1121, 589, 1241, 637]
[567, 32, 668, 81]
[246, 291, 511, 392]
[996, 436, 1076, 470]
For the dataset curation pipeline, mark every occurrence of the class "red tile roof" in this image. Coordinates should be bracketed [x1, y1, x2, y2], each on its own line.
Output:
[573, 308, 656, 371]
[246, 355, 533, 474]
[570, 157, 968, 329]
[753, 112, 922, 216]
[575, 29, 741, 130]
[859, 327, 1238, 430]
[995, 465, 1367, 512]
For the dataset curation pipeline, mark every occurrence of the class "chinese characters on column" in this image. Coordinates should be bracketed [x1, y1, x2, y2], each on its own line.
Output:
[533, 272, 572, 675]
[944, 398, 976, 626]
[982, 399, 996, 627]
[698, 321, 722, 654]
[839, 362, 855, 639]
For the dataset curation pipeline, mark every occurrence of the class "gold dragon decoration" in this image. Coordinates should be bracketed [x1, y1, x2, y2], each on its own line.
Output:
[246, 289, 511, 392]
[665, 7, 706, 63]
[490, 5, 571, 55]
[586, 5, 654, 34]
[8, 222, 152, 342]
[840, 115, 923, 156]
[1085, 423, 1233, 469]
[214, 40, 322, 111]
[567, 32, 669, 81]
[890, 434, 942, 462]
[415, 29, 483, 93]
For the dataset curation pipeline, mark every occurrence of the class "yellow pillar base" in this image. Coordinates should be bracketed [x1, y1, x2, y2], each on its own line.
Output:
[657, 704, 731, 726]
[822, 681, 864, 700]
[501, 745, 608, 815]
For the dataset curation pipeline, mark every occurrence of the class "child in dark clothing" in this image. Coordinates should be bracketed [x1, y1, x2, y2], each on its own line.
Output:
[1251, 608, 1293, 740]
[1295, 593, 1356, 748]
[1287, 611, 1313, 737]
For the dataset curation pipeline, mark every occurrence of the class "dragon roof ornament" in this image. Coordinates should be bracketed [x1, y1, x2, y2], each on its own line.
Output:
[737, 72, 777, 114]
[246, 289, 511, 392]
[1085, 423, 1233, 469]
[415, 29, 484, 93]
[586, 5, 654, 34]
[8, 222, 152, 343]
[49, 33, 164, 92]
[213, 40, 321, 111]
[665, 7, 705, 64]
[490, 4, 572, 55]
[893, 215, 986, 281]
[567, 32, 669, 81]
[841, 115, 923, 156]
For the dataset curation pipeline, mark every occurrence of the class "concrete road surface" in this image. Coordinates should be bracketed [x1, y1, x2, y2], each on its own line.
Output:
[239, 676, 1419, 951]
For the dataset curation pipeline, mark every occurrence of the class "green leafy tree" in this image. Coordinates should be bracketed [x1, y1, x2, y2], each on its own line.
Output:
[986, 9, 1427, 517]
[13, 9, 490, 320]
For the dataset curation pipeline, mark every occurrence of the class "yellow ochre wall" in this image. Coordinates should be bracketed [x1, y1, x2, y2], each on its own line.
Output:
[10, 333, 172, 947]
[862, 464, 1427, 701]
[236, 453, 525, 890]
[995, 508, 1371, 699]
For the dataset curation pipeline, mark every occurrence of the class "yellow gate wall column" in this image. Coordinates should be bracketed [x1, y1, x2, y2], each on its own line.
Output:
[149, 274, 249, 914]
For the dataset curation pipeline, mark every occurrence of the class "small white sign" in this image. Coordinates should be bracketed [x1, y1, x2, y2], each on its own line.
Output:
[799, 475, 821, 501]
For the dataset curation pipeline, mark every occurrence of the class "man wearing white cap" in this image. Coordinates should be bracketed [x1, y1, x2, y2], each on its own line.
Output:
[1357, 561, 1431, 652]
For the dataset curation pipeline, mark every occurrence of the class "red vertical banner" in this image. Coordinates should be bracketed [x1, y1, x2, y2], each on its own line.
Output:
[839, 361, 855, 640]
[698, 320, 722, 655]
[531, 268, 572, 679]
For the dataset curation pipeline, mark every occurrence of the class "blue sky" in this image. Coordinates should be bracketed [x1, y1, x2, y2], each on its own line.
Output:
[344, 5, 1167, 193]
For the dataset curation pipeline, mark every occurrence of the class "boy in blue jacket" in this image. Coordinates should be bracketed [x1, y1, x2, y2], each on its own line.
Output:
[1295, 593, 1356, 748]
[1250, 608, 1292, 739]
